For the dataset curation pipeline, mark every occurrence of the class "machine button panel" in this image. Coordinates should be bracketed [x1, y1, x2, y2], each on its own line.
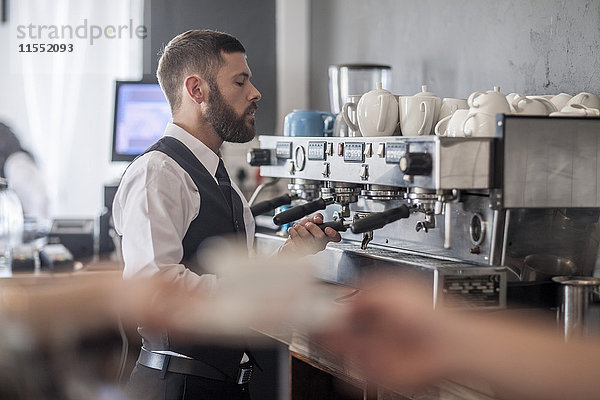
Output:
[385, 142, 407, 163]
[343, 142, 365, 163]
[276, 141, 293, 159]
[308, 141, 327, 160]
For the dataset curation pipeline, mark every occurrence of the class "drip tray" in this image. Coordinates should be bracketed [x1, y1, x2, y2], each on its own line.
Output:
[255, 233, 508, 310]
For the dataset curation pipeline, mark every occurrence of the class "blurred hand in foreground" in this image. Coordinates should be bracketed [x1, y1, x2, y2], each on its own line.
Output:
[324, 279, 455, 389]
[325, 277, 600, 400]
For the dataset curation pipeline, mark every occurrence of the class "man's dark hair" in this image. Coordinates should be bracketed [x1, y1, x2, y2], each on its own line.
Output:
[156, 29, 246, 113]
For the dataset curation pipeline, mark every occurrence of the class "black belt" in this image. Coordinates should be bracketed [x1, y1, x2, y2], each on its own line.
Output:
[137, 348, 253, 385]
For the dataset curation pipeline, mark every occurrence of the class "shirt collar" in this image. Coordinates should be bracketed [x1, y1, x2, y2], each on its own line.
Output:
[163, 122, 221, 177]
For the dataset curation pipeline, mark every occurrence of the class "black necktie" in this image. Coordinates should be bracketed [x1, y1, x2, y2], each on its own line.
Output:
[215, 159, 233, 211]
[215, 159, 246, 236]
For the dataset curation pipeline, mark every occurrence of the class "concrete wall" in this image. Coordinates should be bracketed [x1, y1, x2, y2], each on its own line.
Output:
[309, 0, 600, 110]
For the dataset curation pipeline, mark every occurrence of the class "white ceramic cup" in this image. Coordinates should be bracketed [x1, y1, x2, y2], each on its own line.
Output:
[468, 86, 511, 115]
[527, 96, 558, 113]
[512, 95, 556, 115]
[448, 109, 471, 137]
[434, 114, 452, 136]
[506, 93, 521, 113]
[435, 109, 470, 137]
[341, 94, 363, 137]
[550, 104, 600, 117]
[439, 98, 468, 120]
[399, 96, 437, 136]
[434, 98, 468, 136]
[567, 92, 600, 110]
[551, 93, 573, 111]
[462, 111, 497, 137]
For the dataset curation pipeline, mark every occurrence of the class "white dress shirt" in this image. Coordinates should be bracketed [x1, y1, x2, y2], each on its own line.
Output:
[113, 123, 255, 293]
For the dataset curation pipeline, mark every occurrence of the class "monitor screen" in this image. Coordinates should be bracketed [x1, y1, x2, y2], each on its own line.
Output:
[112, 81, 171, 161]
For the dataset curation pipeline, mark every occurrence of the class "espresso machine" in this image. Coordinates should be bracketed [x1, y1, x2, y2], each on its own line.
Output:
[247, 115, 600, 310]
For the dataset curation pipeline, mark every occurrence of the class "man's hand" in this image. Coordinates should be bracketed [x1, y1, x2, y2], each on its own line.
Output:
[279, 213, 341, 256]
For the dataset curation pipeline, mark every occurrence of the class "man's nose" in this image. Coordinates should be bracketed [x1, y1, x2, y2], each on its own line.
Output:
[249, 82, 261, 102]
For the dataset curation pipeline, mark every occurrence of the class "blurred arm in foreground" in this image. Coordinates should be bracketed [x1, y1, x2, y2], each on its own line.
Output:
[0, 273, 204, 344]
[327, 278, 600, 400]
[0, 273, 202, 399]
[0, 243, 334, 345]
[0, 249, 334, 399]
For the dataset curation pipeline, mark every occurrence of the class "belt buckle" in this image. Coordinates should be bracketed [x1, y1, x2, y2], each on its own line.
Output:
[236, 365, 253, 385]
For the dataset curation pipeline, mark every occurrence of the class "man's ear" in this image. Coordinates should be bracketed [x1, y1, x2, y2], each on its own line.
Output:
[183, 75, 208, 105]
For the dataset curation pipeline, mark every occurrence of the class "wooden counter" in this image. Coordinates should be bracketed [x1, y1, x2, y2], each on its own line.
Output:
[0, 256, 121, 281]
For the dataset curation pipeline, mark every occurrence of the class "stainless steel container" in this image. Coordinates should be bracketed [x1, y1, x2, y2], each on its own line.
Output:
[553, 276, 600, 341]
[522, 254, 577, 281]
[328, 64, 391, 114]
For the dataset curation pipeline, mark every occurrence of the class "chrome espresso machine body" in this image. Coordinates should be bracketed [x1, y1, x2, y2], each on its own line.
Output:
[249, 116, 600, 309]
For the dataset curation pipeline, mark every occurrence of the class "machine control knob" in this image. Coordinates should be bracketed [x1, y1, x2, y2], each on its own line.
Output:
[326, 142, 334, 156]
[364, 143, 373, 158]
[288, 161, 296, 174]
[322, 162, 330, 177]
[360, 164, 369, 180]
[247, 148, 272, 166]
[399, 152, 432, 176]
[377, 143, 386, 158]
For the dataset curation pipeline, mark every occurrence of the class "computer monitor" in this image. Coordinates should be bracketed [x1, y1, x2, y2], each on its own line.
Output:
[112, 80, 172, 161]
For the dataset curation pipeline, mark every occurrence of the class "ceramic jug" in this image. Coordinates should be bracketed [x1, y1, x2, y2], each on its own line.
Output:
[356, 82, 399, 137]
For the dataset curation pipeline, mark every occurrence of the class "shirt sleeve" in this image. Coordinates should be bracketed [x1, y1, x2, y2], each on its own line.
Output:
[113, 154, 217, 293]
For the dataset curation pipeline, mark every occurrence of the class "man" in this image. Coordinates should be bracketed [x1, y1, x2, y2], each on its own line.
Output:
[113, 30, 340, 400]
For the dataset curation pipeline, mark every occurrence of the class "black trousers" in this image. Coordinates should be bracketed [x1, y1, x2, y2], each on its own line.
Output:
[125, 364, 251, 400]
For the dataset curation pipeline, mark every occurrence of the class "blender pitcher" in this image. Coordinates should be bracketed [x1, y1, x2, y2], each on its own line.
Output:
[328, 64, 392, 115]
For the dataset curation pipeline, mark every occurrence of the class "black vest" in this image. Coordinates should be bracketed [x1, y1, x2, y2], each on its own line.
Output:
[135, 136, 247, 379]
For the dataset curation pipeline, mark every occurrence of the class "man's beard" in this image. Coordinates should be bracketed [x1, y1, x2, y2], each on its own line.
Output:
[204, 82, 257, 143]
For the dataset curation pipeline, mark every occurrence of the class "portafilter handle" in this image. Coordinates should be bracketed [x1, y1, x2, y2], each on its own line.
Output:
[351, 204, 411, 234]
[250, 194, 298, 216]
[273, 198, 334, 226]
[317, 219, 349, 232]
